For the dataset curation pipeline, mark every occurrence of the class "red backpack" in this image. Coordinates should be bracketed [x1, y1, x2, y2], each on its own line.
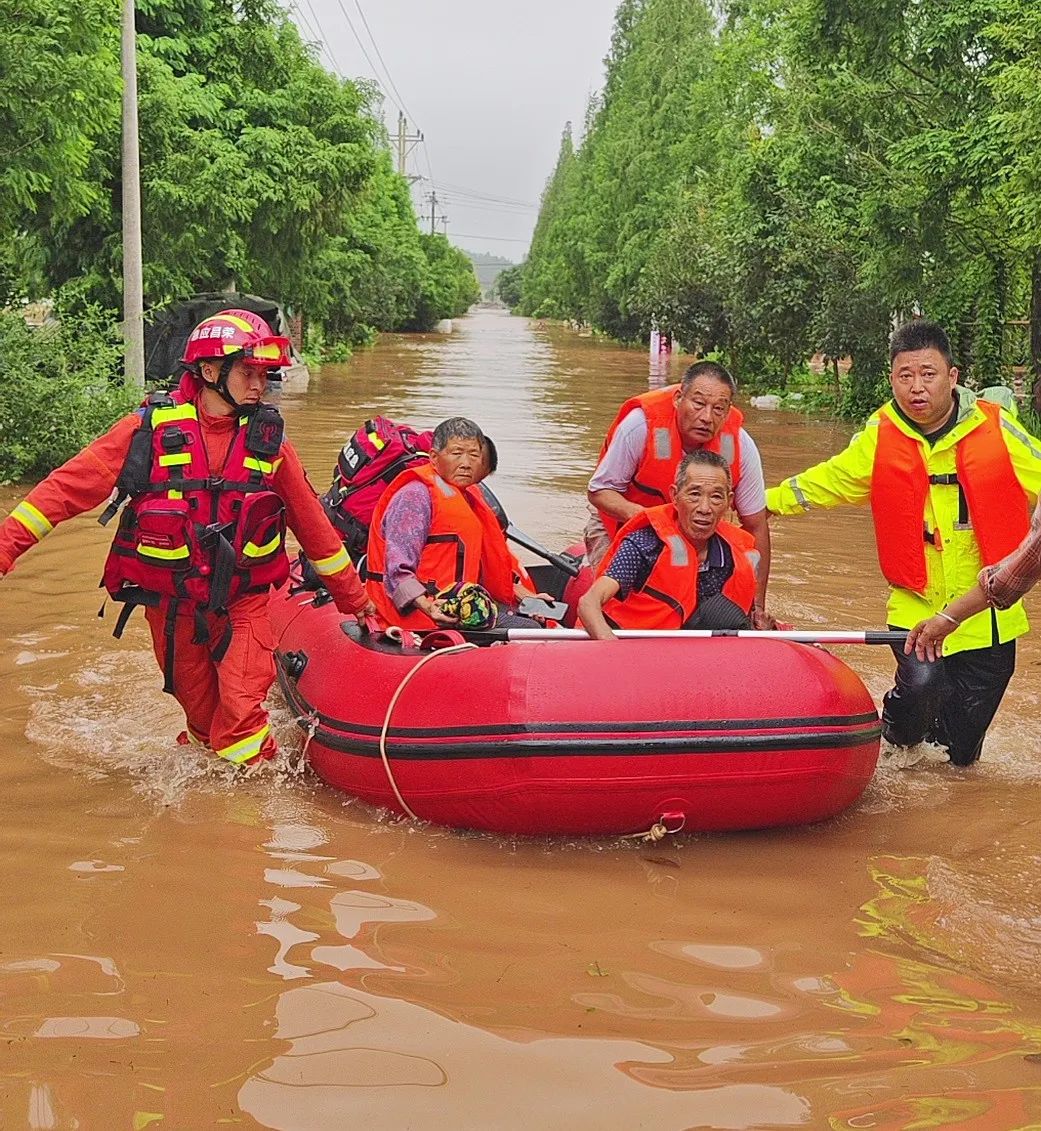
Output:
[322, 416, 433, 560]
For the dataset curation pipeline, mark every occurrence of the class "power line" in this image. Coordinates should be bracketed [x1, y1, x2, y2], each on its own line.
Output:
[307, 3, 348, 77]
[422, 139, 437, 191]
[290, 1, 341, 74]
[352, 0, 417, 124]
[447, 231, 532, 243]
[436, 180, 536, 208]
[292, 0, 435, 194]
[331, 0, 405, 117]
[438, 196, 536, 215]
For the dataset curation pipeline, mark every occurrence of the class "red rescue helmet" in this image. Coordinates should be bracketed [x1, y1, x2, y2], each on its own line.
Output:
[180, 309, 292, 369]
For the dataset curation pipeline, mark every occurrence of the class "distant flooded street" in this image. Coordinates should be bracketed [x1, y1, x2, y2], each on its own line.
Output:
[2, 306, 1041, 1128]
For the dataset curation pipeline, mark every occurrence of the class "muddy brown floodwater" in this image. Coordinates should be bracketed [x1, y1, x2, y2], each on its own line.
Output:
[2, 306, 1041, 1129]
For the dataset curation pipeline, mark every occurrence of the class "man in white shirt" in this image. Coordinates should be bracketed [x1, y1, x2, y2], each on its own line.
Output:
[585, 361, 770, 607]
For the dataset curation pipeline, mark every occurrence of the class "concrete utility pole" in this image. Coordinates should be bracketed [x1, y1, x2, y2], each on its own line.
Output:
[427, 191, 439, 236]
[396, 112, 423, 184]
[121, 0, 145, 389]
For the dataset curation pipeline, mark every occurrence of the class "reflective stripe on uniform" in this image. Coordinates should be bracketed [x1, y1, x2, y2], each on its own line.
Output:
[167, 489, 183, 500]
[1001, 416, 1041, 461]
[151, 404, 197, 426]
[11, 501, 54, 541]
[243, 532, 281, 558]
[243, 456, 274, 474]
[137, 544, 190, 561]
[312, 546, 351, 576]
[653, 427, 673, 461]
[789, 477, 811, 511]
[217, 725, 270, 764]
[158, 452, 192, 467]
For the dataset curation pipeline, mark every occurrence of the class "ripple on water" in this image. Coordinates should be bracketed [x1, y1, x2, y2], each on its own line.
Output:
[859, 851, 1041, 1000]
[21, 646, 319, 807]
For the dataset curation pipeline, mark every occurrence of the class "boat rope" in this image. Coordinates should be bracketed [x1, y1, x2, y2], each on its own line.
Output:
[297, 711, 320, 762]
[621, 812, 687, 843]
[379, 643, 478, 822]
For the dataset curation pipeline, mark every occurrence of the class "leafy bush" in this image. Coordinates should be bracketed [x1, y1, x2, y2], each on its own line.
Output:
[0, 307, 138, 483]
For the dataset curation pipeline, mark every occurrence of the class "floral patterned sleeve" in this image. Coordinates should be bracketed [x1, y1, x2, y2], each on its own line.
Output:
[980, 496, 1041, 610]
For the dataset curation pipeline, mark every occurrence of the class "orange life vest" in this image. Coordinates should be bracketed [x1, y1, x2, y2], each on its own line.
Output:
[870, 401, 1031, 593]
[366, 462, 516, 629]
[596, 385, 745, 535]
[596, 504, 757, 630]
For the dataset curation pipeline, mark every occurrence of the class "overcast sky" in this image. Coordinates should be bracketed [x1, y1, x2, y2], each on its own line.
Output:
[296, 0, 618, 262]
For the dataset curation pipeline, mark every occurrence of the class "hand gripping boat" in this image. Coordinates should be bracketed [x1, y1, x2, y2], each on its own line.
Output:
[271, 581, 882, 838]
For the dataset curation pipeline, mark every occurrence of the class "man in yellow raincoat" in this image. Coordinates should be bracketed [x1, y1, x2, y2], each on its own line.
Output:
[766, 321, 1041, 765]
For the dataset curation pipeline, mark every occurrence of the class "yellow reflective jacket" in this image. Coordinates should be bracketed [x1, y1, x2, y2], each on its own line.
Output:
[766, 388, 1041, 655]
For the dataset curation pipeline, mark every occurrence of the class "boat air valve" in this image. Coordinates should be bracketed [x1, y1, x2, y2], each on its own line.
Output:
[282, 650, 309, 679]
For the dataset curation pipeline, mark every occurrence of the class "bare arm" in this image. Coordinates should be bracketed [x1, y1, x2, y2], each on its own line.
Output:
[587, 408, 647, 527]
[738, 508, 770, 607]
[587, 488, 643, 527]
[577, 576, 622, 641]
[905, 584, 989, 662]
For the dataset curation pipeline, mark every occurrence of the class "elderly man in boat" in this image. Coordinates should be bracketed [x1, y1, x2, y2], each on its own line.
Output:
[585, 360, 772, 614]
[366, 417, 545, 629]
[578, 450, 766, 641]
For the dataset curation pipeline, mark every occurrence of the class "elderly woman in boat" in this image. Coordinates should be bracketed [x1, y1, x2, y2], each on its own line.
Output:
[578, 449, 775, 641]
[365, 417, 546, 630]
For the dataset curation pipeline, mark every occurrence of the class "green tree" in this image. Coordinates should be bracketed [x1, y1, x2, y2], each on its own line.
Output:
[0, 0, 119, 303]
[495, 264, 524, 308]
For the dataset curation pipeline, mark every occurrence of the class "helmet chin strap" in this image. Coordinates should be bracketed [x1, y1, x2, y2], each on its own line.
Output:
[200, 357, 253, 412]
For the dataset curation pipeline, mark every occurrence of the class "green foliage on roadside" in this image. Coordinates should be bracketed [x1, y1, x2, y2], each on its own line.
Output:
[495, 264, 524, 308]
[405, 235, 481, 331]
[1, 0, 475, 351]
[520, 0, 1041, 415]
[0, 309, 138, 482]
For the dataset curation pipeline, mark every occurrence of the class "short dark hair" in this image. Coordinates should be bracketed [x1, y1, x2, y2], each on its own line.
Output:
[676, 448, 731, 488]
[481, 435, 498, 474]
[889, 320, 953, 367]
[680, 360, 737, 395]
[433, 417, 484, 450]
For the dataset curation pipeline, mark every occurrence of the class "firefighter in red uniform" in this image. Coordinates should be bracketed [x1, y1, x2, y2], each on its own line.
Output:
[0, 309, 374, 765]
[578, 449, 762, 640]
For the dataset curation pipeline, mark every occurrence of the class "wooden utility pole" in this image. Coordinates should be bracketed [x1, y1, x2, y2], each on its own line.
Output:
[121, 0, 144, 388]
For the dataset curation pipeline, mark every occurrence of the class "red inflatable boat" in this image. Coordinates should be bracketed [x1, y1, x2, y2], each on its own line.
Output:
[270, 582, 882, 837]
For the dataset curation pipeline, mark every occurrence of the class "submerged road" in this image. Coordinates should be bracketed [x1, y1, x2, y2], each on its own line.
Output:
[1, 306, 1040, 1127]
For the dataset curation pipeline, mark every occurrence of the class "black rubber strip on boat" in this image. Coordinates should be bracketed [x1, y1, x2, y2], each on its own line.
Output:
[295, 721, 882, 759]
[278, 670, 881, 759]
[276, 666, 878, 738]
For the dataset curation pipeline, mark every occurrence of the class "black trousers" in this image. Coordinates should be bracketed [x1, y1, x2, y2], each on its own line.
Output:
[881, 623, 1016, 765]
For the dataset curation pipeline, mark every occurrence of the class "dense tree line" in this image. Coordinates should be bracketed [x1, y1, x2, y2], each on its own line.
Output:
[517, 0, 1041, 415]
[0, 0, 478, 345]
